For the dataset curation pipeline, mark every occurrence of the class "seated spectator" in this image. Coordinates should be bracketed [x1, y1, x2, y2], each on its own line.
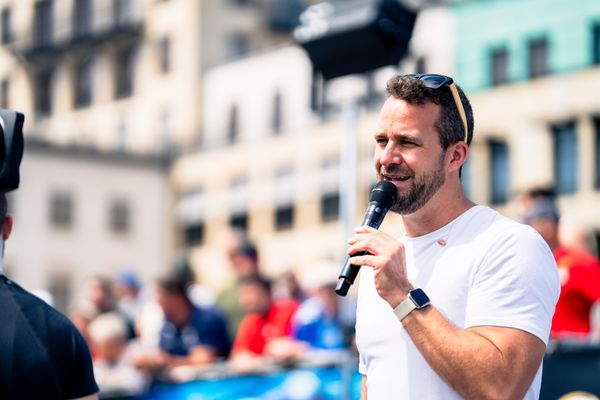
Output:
[231, 275, 301, 371]
[217, 232, 261, 338]
[88, 312, 146, 395]
[135, 271, 230, 373]
[69, 302, 97, 352]
[523, 196, 600, 339]
[83, 275, 135, 339]
[115, 270, 144, 326]
[292, 263, 348, 352]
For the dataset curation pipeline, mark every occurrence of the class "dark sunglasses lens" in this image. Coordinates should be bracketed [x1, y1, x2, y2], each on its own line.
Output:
[418, 75, 451, 88]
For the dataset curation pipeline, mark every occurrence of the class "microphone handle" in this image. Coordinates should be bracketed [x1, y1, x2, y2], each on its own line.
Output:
[335, 202, 389, 296]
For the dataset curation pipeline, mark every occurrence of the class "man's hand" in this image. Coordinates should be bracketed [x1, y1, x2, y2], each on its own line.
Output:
[347, 226, 413, 308]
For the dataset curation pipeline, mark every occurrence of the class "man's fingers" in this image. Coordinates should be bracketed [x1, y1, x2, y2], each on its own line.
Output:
[349, 254, 375, 267]
[347, 238, 377, 256]
[354, 225, 377, 234]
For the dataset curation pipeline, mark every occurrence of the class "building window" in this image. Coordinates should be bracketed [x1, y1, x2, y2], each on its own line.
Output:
[74, 58, 93, 108]
[35, 70, 52, 116]
[594, 116, 600, 189]
[552, 121, 578, 194]
[109, 199, 130, 234]
[490, 47, 509, 86]
[1, 7, 11, 44]
[0, 79, 8, 109]
[230, 213, 248, 231]
[228, 105, 239, 143]
[113, 0, 131, 26]
[310, 68, 324, 113]
[50, 192, 74, 228]
[321, 192, 339, 222]
[33, 0, 53, 47]
[158, 37, 170, 74]
[528, 37, 549, 79]
[272, 92, 283, 135]
[274, 167, 293, 230]
[275, 205, 293, 230]
[115, 46, 135, 98]
[184, 222, 204, 246]
[593, 22, 600, 65]
[73, 0, 92, 38]
[488, 140, 509, 204]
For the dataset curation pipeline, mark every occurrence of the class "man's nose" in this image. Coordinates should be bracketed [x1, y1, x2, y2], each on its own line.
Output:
[379, 142, 402, 166]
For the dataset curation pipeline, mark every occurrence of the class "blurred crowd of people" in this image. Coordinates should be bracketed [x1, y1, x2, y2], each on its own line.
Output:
[64, 230, 357, 396]
[43, 186, 600, 396]
[518, 187, 600, 341]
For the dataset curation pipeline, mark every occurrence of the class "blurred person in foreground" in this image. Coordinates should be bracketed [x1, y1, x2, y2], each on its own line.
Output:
[115, 270, 144, 325]
[81, 275, 135, 339]
[216, 231, 261, 337]
[0, 193, 99, 399]
[523, 195, 600, 339]
[88, 312, 146, 395]
[230, 274, 302, 372]
[135, 270, 230, 376]
[347, 74, 559, 399]
[292, 261, 354, 354]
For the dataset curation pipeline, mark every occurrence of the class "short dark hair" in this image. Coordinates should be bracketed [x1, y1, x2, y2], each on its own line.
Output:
[234, 239, 258, 261]
[156, 270, 190, 299]
[385, 75, 474, 149]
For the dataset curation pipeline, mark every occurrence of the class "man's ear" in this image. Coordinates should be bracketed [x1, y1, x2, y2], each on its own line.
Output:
[447, 141, 468, 173]
[2, 215, 13, 241]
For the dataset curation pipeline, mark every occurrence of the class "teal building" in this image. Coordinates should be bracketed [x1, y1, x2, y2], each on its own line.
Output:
[454, 0, 600, 91]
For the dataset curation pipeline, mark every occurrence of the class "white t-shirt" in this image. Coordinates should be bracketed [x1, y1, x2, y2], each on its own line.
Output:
[356, 205, 560, 399]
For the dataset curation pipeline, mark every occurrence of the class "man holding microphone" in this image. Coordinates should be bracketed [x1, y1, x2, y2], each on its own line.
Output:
[347, 74, 559, 399]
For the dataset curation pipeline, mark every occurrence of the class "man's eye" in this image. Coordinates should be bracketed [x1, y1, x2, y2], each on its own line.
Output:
[375, 138, 387, 145]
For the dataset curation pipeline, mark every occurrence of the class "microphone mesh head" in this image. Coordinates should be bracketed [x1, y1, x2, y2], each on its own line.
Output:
[369, 180, 397, 209]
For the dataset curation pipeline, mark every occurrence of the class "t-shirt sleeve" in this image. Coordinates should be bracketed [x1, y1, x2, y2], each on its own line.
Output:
[63, 323, 99, 399]
[464, 225, 560, 345]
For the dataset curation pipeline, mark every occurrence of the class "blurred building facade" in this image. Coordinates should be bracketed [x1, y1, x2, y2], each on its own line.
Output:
[171, 4, 456, 289]
[4, 140, 172, 311]
[1, 0, 599, 300]
[454, 0, 600, 255]
[0, 0, 313, 300]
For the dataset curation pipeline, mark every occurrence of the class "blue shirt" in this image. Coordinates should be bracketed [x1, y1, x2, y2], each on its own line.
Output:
[159, 306, 230, 358]
[292, 298, 345, 350]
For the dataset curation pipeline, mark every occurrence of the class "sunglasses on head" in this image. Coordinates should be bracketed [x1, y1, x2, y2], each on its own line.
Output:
[403, 74, 468, 143]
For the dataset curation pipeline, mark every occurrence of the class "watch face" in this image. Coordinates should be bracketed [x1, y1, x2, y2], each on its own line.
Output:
[410, 288, 430, 308]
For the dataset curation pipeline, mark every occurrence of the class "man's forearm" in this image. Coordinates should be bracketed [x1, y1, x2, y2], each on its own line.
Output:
[401, 305, 544, 399]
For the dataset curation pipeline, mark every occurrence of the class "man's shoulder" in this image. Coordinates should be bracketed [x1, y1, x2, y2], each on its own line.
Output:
[468, 206, 546, 247]
[0, 275, 76, 336]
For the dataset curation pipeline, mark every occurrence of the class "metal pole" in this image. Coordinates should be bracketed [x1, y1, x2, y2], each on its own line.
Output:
[339, 97, 359, 244]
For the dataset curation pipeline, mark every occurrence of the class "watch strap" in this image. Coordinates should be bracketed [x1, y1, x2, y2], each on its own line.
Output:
[393, 296, 417, 322]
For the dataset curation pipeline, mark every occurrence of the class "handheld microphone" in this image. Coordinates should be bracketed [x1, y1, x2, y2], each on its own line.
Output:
[335, 180, 397, 296]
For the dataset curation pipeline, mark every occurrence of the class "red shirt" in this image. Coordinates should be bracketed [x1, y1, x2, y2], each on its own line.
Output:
[232, 299, 298, 355]
[551, 247, 600, 337]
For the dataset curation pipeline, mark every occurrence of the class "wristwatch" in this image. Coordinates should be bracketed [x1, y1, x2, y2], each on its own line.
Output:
[393, 288, 431, 322]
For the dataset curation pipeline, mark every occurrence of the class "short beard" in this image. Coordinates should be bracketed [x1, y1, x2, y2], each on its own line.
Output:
[383, 156, 446, 215]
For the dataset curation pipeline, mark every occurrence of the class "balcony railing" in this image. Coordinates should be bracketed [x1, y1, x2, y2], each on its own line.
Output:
[8, 3, 143, 62]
